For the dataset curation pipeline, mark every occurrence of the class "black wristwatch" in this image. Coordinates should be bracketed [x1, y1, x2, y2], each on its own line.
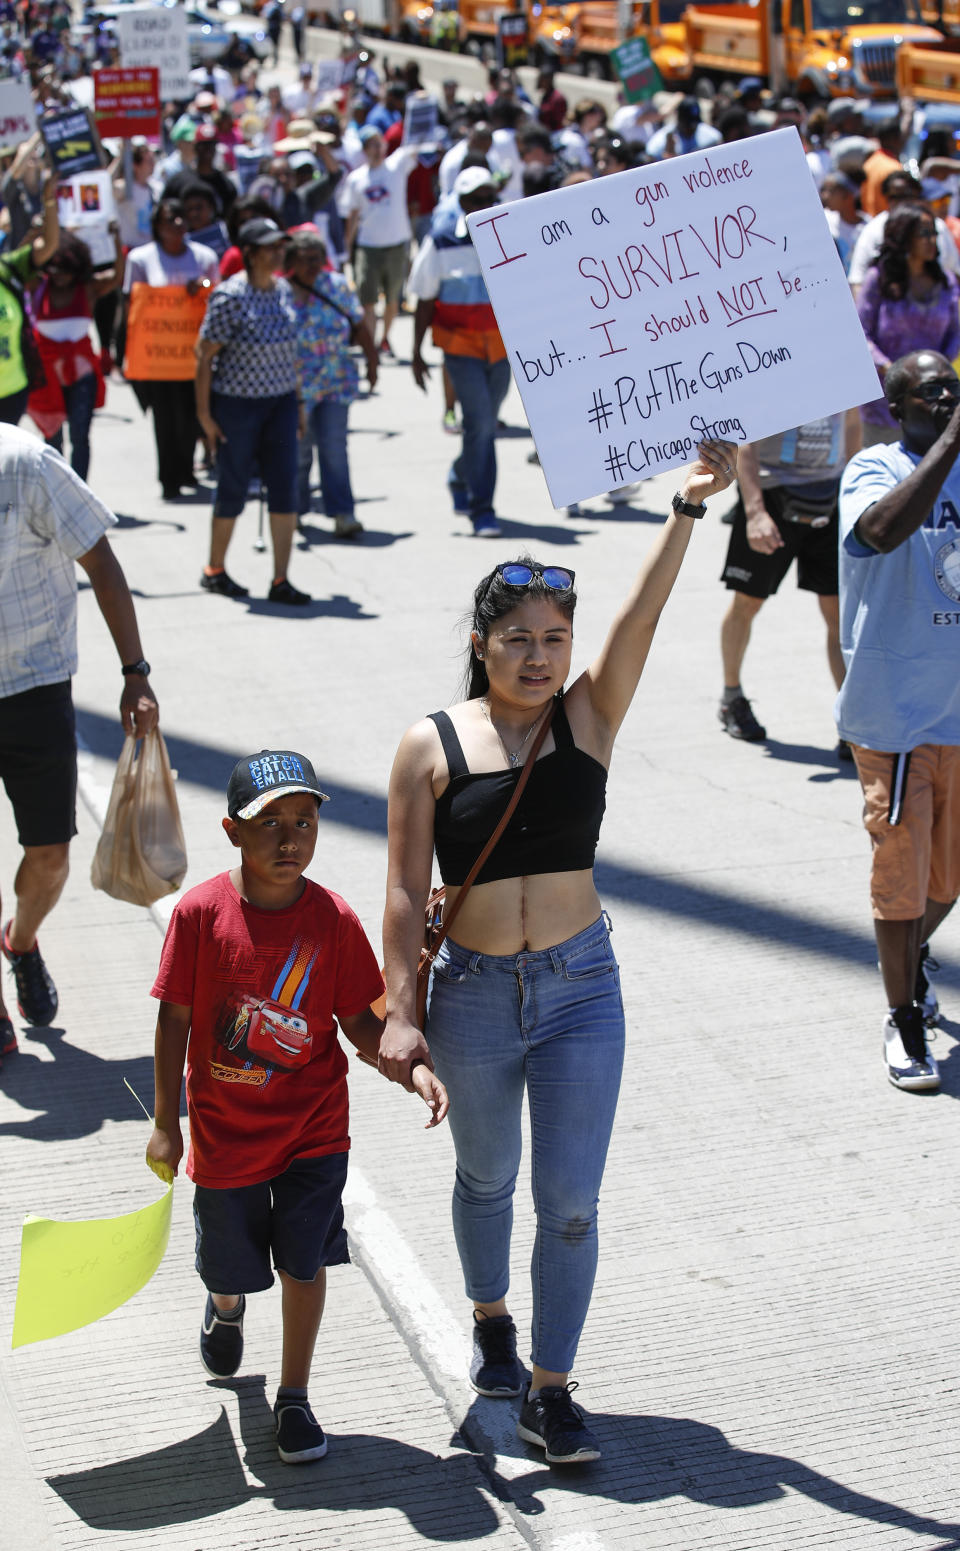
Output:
[672, 491, 706, 519]
[121, 659, 151, 678]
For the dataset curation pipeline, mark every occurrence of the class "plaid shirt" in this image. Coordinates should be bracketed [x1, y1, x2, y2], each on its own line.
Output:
[0, 427, 115, 699]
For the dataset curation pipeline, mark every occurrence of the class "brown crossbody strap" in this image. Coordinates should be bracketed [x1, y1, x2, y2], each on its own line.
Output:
[433, 698, 556, 951]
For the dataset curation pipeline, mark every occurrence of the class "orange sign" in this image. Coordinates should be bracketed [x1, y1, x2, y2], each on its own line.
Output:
[123, 283, 209, 381]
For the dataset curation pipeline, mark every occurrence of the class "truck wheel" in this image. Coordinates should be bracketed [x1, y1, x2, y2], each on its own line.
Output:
[584, 54, 609, 79]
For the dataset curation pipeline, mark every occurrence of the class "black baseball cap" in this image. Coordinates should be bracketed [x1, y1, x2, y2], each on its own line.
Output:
[227, 750, 329, 819]
[237, 217, 285, 247]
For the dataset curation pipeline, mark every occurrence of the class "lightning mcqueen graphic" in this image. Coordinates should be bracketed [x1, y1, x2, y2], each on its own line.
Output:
[227, 996, 313, 1071]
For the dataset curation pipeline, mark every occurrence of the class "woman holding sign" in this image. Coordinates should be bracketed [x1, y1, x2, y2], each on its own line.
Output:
[122, 198, 219, 500]
[380, 439, 738, 1465]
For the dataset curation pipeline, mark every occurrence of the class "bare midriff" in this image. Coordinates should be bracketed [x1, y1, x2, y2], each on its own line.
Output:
[442, 868, 603, 956]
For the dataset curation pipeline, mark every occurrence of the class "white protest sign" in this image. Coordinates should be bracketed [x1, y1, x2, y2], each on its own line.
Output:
[467, 128, 879, 508]
[57, 170, 117, 266]
[313, 58, 345, 95]
[403, 91, 438, 147]
[116, 5, 190, 102]
[0, 78, 36, 153]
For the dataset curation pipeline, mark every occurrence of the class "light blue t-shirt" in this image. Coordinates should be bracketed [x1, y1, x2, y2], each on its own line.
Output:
[836, 441, 960, 752]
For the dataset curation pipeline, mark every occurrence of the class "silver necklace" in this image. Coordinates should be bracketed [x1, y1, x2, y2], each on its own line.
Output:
[484, 702, 545, 768]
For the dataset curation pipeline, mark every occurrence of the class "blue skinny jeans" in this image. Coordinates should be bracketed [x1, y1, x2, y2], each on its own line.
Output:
[426, 914, 625, 1374]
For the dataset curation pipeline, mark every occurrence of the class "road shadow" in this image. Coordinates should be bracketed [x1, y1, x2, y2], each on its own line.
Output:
[0, 1027, 182, 1140]
[459, 1400, 960, 1544]
[242, 593, 378, 621]
[46, 1376, 500, 1541]
[294, 517, 412, 552]
[112, 512, 187, 534]
[572, 502, 664, 524]
[468, 519, 584, 546]
[753, 738, 858, 778]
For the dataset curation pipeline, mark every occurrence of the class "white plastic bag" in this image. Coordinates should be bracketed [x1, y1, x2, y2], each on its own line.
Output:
[91, 730, 187, 906]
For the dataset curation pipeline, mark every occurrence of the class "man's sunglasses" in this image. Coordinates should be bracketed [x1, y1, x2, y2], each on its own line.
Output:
[913, 380, 960, 402]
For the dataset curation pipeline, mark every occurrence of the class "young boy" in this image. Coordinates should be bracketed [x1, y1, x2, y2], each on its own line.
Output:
[147, 749, 447, 1464]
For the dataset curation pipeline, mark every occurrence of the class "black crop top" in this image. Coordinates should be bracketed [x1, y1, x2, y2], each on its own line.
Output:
[431, 695, 607, 887]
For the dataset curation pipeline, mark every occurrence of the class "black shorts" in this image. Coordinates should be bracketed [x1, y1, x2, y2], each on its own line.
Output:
[193, 1152, 350, 1294]
[720, 487, 839, 600]
[0, 681, 77, 847]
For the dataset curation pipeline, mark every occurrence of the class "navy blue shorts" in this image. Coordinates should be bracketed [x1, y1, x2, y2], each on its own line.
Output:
[193, 1152, 349, 1294]
[211, 389, 298, 519]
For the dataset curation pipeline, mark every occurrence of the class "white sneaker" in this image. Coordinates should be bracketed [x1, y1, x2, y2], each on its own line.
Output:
[883, 1007, 940, 1092]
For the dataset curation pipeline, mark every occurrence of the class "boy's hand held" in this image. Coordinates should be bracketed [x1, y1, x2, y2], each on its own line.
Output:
[410, 1061, 449, 1127]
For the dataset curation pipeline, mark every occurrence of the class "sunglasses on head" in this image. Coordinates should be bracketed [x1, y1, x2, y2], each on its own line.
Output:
[496, 563, 575, 591]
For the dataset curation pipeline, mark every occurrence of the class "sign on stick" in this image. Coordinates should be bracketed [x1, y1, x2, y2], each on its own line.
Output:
[467, 128, 880, 509]
[41, 108, 101, 177]
[94, 67, 161, 140]
[612, 35, 662, 103]
[116, 5, 191, 102]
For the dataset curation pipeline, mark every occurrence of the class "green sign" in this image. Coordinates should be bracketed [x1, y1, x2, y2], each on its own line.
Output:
[612, 35, 663, 104]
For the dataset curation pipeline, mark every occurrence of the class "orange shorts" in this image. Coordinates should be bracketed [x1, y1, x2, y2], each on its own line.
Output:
[852, 743, 960, 919]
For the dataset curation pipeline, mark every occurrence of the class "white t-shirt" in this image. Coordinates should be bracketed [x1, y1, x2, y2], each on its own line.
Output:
[282, 83, 316, 117]
[438, 138, 506, 198]
[848, 210, 960, 286]
[339, 147, 418, 247]
[123, 239, 219, 292]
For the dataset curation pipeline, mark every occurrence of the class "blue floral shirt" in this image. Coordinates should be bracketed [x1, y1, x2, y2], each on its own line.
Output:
[292, 273, 364, 406]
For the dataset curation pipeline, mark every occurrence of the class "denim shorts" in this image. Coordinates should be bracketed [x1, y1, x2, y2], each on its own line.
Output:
[193, 1151, 349, 1294]
[211, 389, 298, 519]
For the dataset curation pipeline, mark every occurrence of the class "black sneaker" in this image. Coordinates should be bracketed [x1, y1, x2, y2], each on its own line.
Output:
[268, 578, 311, 606]
[915, 944, 941, 1027]
[2, 923, 58, 1026]
[516, 1382, 601, 1464]
[0, 1015, 17, 1068]
[719, 695, 766, 742]
[199, 1293, 245, 1378]
[200, 570, 249, 598]
[275, 1399, 328, 1463]
[470, 1312, 525, 1397]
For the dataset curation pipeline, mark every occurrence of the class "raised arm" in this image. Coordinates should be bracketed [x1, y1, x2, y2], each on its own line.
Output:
[855, 399, 960, 553]
[578, 439, 737, 739]
[380, 719, 442, 1088]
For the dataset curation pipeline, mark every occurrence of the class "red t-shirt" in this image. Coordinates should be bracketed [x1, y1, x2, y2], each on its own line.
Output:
[151, 872, 384, 1188]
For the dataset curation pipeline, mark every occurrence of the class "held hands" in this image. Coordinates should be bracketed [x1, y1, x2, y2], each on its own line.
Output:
[681, 438, 739, 507]
[146, 1123, 183, 1180]
[410, 1060, 449, 1128]
[378, 1014, 432, 1090]
[120, 677, 159, 736]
